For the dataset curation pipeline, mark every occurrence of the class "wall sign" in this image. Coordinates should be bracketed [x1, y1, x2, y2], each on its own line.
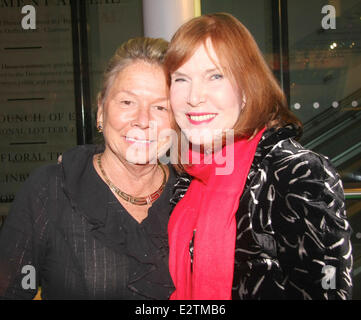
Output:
[0, 2, 77, 216]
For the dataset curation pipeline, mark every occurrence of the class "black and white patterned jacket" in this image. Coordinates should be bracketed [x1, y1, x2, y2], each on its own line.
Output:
[170, 125, 353, 300]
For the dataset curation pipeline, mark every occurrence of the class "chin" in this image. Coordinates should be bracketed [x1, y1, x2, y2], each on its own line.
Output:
[125, 141, 160, 164]
[186, 132, 223, 149]
[124, 151, 150, 165]
[126, 156, 156, 165]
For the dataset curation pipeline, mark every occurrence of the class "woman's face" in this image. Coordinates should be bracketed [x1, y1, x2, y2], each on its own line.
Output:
[97, 61, 172, 164]
[170, 38, 242, 147]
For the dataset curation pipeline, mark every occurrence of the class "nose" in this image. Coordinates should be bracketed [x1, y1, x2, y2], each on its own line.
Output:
[187, 80, 205, 107]
[131, 107, 150, 129]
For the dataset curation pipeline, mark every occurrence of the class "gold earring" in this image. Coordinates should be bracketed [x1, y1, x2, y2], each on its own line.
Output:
[97, 122, 103, 133]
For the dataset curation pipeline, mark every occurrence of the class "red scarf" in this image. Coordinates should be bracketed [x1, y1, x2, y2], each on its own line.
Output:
[168, 128, 265, 300]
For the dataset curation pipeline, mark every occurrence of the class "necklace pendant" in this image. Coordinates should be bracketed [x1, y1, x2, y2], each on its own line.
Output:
[97, 153, 166, 206]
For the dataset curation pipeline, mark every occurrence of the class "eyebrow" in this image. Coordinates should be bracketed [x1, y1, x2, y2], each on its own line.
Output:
[205, 68, 222, 74]
[115, 90, 137, 97]
[172, 68, 222, 77]
[171, 71, 187, 77]
[114, 90, 168, 102]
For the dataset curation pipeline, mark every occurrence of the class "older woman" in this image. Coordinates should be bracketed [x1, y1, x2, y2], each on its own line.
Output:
[165, 13, 353, 300]
[0, 37, 175, 299]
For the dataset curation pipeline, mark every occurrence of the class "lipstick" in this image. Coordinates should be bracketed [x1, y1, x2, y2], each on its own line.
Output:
[186, 113, 217, 125]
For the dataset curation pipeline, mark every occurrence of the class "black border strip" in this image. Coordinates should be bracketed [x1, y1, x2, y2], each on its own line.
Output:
[70, 0, 93, 145]
[10, 142, 47, 145]
[4, 46, 42, 50]
[7, 98, 44, 101]
[271, 0, 290, 105]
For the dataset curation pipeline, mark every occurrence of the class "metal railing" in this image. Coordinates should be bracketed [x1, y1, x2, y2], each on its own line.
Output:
[345, 189, 361, 199]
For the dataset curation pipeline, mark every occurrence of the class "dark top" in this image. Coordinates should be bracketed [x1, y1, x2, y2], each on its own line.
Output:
[171, 125, 353, 300]
[0, 145, 175, 300]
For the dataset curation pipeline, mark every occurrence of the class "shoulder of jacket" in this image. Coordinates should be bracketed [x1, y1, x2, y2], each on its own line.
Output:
[26, 163, 60, 185]
[170, 173, 192, 208]
[257, 138, 341, 190]
[61, 144, 102, 163]
[9, 163, 61, 223]
[18, 163, 60, 199]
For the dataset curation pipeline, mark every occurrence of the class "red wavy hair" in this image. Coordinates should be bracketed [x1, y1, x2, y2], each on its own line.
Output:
[164, 12, 302, 138]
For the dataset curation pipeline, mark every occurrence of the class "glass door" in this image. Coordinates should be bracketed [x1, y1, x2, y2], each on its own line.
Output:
[201, 0, 361, 298]
[0, 3, 77, 218]
[287, 0, 361, 299]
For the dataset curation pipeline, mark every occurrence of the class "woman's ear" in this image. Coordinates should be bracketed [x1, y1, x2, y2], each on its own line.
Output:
[96, 102, 104, 133]
[241, 94, 247, 110]
[97, 102, 104, 124]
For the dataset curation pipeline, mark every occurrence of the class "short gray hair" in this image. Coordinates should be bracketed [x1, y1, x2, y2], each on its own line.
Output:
[97, 37, 169, 107]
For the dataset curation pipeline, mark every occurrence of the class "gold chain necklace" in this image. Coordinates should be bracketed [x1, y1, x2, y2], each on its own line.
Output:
[97, 153, 166, 206]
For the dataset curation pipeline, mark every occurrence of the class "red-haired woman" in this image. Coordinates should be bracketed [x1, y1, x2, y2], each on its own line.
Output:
[165, 13, 352, 300]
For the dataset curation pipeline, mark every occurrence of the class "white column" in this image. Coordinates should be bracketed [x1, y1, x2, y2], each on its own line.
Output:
[142, 0, 196, 41]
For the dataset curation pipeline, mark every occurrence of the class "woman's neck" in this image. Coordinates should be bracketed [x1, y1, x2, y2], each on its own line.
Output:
[96, 148, 164, 197]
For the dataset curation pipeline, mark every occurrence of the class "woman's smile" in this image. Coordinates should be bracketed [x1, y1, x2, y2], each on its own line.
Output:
[124, 136, 155, 145]
[186, 112, 218, 125]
